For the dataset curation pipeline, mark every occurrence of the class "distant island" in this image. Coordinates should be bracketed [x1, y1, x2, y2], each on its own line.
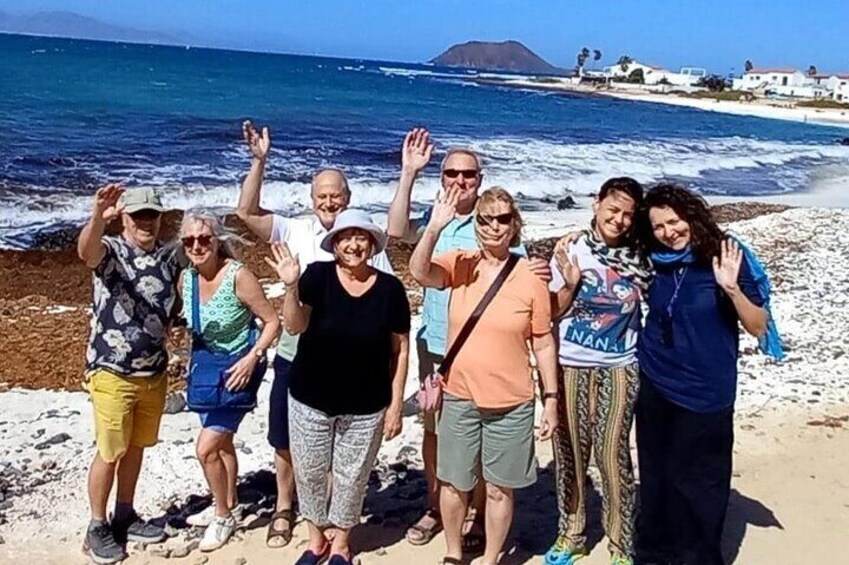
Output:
[429, 40, 566, 75]
[0, 10, 186, 45]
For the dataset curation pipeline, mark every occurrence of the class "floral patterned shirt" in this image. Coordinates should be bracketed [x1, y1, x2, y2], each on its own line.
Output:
[85, 236, 180, 377]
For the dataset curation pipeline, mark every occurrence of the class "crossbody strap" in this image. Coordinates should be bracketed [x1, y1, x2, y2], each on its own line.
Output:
[437, 253, 520, 377]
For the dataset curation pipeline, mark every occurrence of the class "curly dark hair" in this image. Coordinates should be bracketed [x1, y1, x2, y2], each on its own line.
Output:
[636, 183, 725, 265]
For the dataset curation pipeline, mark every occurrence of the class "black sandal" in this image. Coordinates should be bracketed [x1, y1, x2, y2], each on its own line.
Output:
[441, 558, 463, 565]
[266, 508, 295, 548]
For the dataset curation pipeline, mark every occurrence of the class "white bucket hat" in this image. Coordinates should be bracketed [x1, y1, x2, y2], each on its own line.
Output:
[320, 208, 388, 255]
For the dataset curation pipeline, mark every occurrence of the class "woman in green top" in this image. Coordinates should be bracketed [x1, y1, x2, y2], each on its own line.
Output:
[177, 209, 281, 552]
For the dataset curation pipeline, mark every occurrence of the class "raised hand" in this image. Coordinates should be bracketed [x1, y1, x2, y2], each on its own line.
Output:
[427, 187, 459, 232]
[554, 239, 582, 289]
[93, 183, 125, 222]
[264, 242, 301, 286]
[401, 127, 434, 174]
[713, 238, 743, 293]
[242, 119, 271, 162]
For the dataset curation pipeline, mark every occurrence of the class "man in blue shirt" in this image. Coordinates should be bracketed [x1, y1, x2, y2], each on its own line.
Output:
[386, 128, 549, 549]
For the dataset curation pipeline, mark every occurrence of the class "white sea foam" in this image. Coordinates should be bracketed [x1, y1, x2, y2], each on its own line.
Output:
[1, 136, 847, 248]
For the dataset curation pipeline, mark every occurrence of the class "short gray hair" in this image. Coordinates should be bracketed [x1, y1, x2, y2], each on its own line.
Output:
[311, 168, 350, 196]
[177, 208, 251, 262]
[440, 148, 482, 171]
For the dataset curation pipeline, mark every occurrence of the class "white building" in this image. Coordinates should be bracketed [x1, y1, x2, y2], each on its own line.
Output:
[732, 68, 823, 98]
[812, 74, 849, 101]
[602, 60, 706, 86]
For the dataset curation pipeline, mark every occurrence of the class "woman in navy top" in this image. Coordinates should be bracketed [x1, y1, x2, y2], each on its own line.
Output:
[634, 184, 767, 565]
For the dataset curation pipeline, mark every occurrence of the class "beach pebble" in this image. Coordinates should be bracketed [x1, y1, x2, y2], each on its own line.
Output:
[34, 433, 71, 450]
[170, 539, 198, 558]
[163, 392, 186, 415]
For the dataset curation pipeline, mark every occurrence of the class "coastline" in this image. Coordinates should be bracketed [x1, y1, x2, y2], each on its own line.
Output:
[0, 201, 847, 563]
[483, 77, 849, 129]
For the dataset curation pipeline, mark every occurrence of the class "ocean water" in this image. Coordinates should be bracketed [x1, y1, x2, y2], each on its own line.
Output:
[1, 33, 849, 248]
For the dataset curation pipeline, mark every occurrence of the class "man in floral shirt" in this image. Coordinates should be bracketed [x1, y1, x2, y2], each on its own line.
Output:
[77, 184, 180, 564]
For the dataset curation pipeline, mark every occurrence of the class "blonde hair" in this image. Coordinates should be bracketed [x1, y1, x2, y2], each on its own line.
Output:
[475, 187, 523, 248]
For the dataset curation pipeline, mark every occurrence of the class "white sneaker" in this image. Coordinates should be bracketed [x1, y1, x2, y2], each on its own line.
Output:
[187, 503, 246, 527]
[198, 513, 236, 552]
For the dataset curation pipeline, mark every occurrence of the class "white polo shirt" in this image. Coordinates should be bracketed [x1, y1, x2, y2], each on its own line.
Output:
[271, 214, 395, 360]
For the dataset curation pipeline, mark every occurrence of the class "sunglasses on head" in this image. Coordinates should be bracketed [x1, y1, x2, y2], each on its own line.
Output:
[442, 168, 479, 179]
[475, 212, 513, 227]
[181, 234, 214, 248]
[129, 209, 161, 221]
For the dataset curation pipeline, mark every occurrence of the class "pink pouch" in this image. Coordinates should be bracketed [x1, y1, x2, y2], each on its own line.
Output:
[417, 372, 444, 413]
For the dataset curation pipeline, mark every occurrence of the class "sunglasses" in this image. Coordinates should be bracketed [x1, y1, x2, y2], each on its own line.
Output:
[181, 234, 214, 248]
[442, 168, 479, 179]
[129, 209, 162, 221]
[475, 213, 513, 227]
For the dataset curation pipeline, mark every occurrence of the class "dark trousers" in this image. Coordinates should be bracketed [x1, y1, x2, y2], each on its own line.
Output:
[635, 375, 733, 565]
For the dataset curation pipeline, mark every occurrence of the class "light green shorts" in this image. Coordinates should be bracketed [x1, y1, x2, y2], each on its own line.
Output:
[437, 394, 537, 491]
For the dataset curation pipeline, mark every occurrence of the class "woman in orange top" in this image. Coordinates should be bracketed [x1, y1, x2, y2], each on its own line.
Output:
[410, 186, 559, 565]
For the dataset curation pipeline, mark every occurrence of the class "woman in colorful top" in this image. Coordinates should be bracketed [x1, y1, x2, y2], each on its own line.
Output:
[409, 187, 558, 565]
[273, 208, 411, 565]
[634, 184, 767, 565]
[545, 178, 652, 565]
[178, 209, 281, 552]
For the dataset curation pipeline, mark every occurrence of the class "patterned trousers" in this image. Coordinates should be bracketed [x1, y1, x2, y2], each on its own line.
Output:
[552, 363, 640, 558]
[288, 395, 385, 529]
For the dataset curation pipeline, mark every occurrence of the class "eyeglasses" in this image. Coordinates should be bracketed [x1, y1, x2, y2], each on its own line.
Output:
[475, 213, 513, 227]
[442, 169, 479, 179]
[129, 209, 162, 221]
[181, 234, 214, 248]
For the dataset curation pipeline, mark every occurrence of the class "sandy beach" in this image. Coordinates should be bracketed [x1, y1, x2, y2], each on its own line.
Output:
[486, 77, 849, 129]
[1, 196, 848, 564]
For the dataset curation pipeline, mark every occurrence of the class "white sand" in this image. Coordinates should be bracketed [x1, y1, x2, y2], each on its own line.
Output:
[1, 205, 848, 564]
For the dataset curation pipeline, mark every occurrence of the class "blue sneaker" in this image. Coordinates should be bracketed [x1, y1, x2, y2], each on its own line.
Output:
[544, 536, 588, 565]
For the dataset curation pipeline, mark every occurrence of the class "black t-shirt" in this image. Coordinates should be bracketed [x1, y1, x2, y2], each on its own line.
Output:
[290, 261, 411, 416]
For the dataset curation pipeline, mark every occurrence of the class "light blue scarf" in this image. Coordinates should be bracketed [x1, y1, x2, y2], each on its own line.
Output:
[651, 241, 785, 360]
[731, 237, 785, 361]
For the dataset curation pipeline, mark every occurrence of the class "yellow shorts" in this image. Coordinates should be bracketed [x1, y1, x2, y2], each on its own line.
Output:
[85, 369, 168, 463]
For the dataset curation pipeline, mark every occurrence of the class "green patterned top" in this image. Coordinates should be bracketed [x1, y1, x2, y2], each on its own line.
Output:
[183, 261, 252, 354]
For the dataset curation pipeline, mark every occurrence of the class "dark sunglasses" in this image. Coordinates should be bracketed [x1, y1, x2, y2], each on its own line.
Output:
[442, 168, 479, 179]
[181, 234, 214, 248]
[129, 209, 162, 221]
[475, 212, 513, 227]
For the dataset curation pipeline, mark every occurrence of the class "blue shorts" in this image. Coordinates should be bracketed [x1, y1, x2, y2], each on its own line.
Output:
[199, 408, 249, 434]
[268, 356, 293, 450]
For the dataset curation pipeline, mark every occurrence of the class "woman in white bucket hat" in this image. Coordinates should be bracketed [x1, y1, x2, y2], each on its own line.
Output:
[265, 208, 410, 565]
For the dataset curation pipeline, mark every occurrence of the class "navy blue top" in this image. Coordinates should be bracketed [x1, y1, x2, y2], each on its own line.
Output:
[638, 256, 764, 413]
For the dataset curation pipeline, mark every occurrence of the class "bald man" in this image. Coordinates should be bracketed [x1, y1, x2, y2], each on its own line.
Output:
[233, 122, 393, 548]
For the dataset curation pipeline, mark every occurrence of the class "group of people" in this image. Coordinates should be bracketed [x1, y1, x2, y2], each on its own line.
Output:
[77, 123, 777, 565]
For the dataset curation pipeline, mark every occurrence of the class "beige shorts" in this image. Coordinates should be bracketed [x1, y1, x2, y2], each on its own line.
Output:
[417, 337, 444, 434]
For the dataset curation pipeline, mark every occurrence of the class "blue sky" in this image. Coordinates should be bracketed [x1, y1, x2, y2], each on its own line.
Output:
[2, 0, 847, 74]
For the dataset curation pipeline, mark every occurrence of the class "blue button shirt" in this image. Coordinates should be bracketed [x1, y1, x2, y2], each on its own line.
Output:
[638, 256, 764, 413]
[416, 209, 526, 356]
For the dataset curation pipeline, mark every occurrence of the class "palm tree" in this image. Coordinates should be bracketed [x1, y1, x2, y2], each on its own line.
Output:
[576, 46, 590, 75]
[592, 49, 602, 71]
[744, 59, 754, 72]
[807, 65, 818, 77]
[617, 55, 634, 74]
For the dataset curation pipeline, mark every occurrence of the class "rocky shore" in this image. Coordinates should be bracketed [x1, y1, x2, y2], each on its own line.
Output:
[0, 202, 847, 563]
